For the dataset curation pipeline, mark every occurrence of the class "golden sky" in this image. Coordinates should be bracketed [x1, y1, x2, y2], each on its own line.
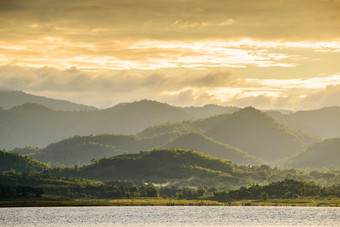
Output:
[1, 0, 340, 109]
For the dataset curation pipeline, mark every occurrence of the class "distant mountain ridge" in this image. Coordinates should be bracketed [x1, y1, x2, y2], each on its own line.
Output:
[138, 107, 318, 162]
[268, 106, 340, 138]
[163, 132, 263, 165]
[0, 90, 97, 111]
[0, 100, 194, 149]
[285, 138, 340, 168]
[194, 107, 318, 161]
[19, 130, 263, 166]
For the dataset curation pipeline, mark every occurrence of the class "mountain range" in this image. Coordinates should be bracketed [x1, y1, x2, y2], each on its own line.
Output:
[2, 90, 339, 169]
[267, 107, 340, 138]
[285, 138, 340, 169]
[0, 100, 194, 149]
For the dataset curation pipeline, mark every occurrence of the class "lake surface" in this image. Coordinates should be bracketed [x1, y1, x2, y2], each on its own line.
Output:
[0, 206, 339, 226]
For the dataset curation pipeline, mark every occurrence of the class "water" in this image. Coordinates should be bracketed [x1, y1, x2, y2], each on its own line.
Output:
[0, 206, 339, 226]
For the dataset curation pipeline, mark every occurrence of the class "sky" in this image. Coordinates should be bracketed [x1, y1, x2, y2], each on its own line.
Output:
[0, 0, 340, 110]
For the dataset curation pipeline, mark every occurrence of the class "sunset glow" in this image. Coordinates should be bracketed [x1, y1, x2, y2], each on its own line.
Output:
[1, 0, 339, 109]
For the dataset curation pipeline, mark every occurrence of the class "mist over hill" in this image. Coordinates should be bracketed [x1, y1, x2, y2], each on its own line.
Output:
[20, 130, 263, 166]
[285, 138, 340, 169]
[0, 90, 97, 111]
[138, 107, 318, 162]
[25, 133, 176, 166]
[193, 107, 318, 161]
[180, 104, 239, 118]
[1, 90, 336, 167]
[268, 107, 340, 138]
[163, 132, 263, 165]
[0, 100, 194, 149]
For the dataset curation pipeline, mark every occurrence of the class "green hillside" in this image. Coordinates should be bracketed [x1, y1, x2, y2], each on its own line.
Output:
[0, 150, 49, 172]
[286, 138, 340, 168]
[26, 131, 263, 166]
[26, 133, 178, 166]
[163, 132, 263, 165]
[51, 149, 247, 187]
[48, 148, 340, 188]
[137, 122, 197, 138]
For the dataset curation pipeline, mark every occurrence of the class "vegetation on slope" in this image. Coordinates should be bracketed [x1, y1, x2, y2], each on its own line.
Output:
[191, 107, 317, 161]
[163, 132, 263, 165]
[139, 107, 318, 162]
[23, 133, 178, 166]
[180, 104, 239, 119]
[50, 149, 246, 187]
[0, 150, 49, 172]
[212, 178, 340, 201]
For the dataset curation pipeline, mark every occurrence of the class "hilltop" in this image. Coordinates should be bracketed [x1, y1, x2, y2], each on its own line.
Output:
[163, 132, 263, 165]
[51, 149, 246, 187]
[138, 107, 318, 162]
[0, 150, 49, 172]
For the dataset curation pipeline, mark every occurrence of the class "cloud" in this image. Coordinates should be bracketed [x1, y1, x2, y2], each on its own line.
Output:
[2, 38, 313, 70]
[0, 65, 236, 93]
[1, 65, 339, 110]
[1, 0, 339, 42]
[160, 88, 220, 107]
[219, 85, 340, 110]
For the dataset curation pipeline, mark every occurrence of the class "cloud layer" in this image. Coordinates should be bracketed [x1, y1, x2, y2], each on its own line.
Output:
[1, 65, 339, 110]
[1, 0, 339, 109]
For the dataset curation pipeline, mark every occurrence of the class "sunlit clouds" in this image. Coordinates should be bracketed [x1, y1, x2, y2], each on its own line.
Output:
[1, 38, 340, 70]
[1, 0, 339, 109]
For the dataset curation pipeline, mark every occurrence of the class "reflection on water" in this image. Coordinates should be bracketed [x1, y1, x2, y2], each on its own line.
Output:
[0, 206, 339, 226]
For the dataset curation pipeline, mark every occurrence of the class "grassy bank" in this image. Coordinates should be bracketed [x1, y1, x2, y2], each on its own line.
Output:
[1, 197, 339, 207]
[230, 198, 340, 207]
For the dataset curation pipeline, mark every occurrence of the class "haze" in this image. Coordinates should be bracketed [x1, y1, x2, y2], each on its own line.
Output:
[1, 0, 340, 109]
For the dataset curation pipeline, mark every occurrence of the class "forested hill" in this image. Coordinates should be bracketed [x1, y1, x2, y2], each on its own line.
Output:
[285, 138, 340, 168]
[0, 150, 49, 172]
[138, 107, 318, 162]
[48, 148, 340, 188]
[14, 127, 266, 166]
[26, 133, 175, 166]
[163, 132, 263, 165]
[0, 90, 97, 111]
[51, 149, 246, 187]
[0, 100, 194, 149]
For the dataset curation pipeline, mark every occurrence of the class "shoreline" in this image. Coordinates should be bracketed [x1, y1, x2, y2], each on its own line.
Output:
[1, 198, 339, 207]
